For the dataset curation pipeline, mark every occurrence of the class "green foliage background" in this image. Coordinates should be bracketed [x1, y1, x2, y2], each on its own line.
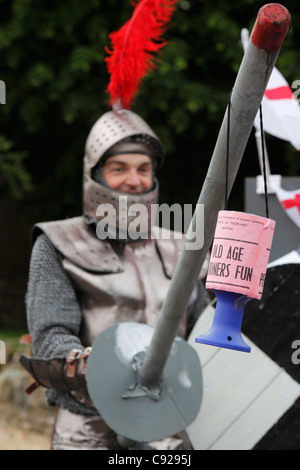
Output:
[1, 0, 300, 218]
[0, 0, 300, 328]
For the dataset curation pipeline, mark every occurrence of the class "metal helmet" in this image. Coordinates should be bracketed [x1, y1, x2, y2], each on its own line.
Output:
[83, 108, 164, 241]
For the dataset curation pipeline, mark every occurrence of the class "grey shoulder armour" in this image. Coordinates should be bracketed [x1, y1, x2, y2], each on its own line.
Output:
[33, 218, 184, 277]
[33, 217, 123, 274]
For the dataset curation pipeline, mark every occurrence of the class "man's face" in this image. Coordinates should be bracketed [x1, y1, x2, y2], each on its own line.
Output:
[102, 153, 153, 194]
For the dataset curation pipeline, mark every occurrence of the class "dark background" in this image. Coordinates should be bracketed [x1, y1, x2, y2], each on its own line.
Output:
[0, 0, 300, 329]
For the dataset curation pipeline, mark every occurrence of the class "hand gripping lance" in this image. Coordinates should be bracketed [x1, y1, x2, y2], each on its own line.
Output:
[86, 4, 291, 444]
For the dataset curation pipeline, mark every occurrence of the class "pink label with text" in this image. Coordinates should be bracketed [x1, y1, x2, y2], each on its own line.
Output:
[206, 211, 276, 299]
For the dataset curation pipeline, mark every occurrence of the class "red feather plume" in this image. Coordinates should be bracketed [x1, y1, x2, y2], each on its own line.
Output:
[105, 0, 179, 110]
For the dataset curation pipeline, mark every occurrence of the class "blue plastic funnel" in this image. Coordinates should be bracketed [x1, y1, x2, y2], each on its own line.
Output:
[195, 290, 251, 353]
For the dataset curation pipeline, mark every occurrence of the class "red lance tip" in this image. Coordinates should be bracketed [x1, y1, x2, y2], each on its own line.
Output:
[251, 3, 291, 52]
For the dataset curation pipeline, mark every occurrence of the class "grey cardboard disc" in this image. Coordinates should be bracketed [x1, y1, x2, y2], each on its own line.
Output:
[86, 322, 203, 443]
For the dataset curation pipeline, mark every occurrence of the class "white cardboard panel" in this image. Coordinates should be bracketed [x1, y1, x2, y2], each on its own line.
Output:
[210, 371, 300, 450]
[187, 304, 300, 450]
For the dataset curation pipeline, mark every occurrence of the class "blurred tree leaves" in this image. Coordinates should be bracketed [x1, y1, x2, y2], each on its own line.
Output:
[0, 135, 32, 198]
[0, 0, 299, 216]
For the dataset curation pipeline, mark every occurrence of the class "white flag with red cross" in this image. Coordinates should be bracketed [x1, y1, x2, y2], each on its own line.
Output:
[255, 66, 300, 229]
[272, 185, 300, 229]
[253, 66, 300, 151]
[241, 28, 300, 151]
[242, 28, 300, 230]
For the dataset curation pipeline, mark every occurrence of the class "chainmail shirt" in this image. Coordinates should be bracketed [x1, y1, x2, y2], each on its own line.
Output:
[25, 233, 98, 415]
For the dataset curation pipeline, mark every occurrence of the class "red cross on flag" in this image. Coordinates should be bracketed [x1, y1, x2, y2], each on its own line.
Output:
[253, 66, 300, 151]
[273, 185, 300, 229]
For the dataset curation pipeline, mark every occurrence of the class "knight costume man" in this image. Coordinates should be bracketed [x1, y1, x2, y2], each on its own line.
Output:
[21, 108, 209, 450]
[20, 0, 210, 450]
